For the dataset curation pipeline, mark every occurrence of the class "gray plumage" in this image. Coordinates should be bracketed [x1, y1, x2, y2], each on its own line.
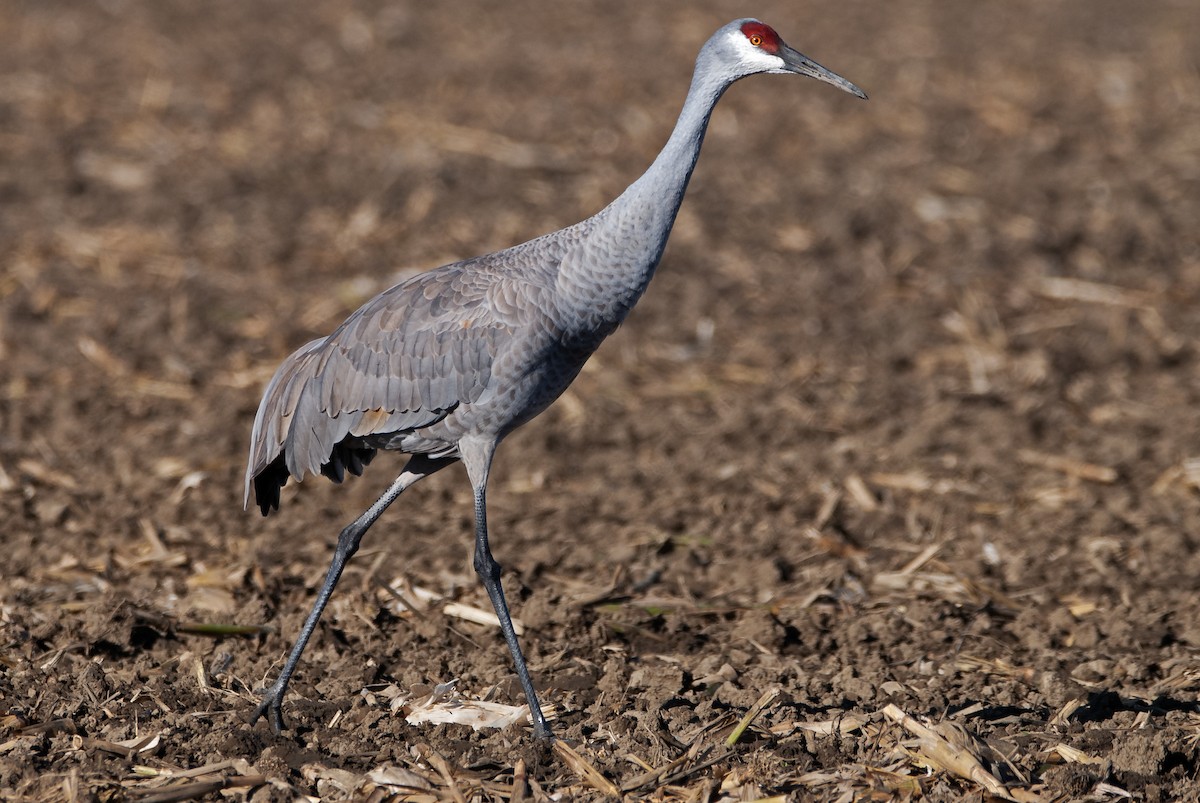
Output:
[244, 18, 865, 738]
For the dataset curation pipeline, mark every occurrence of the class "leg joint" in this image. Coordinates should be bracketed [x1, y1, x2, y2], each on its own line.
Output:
[334, 523, 362, 559]
[473, 549, 501, 581]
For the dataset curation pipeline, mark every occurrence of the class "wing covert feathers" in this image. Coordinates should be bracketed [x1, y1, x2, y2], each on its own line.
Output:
[243, 265, 513, 515]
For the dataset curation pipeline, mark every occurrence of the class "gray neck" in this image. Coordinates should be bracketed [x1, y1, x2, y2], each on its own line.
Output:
[554, 53, 732, 340]
[605, 59, 730, 257]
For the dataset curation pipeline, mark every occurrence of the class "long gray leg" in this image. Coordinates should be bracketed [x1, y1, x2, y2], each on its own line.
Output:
[459, 437, 552, 739]
[251, 454, 453, 733]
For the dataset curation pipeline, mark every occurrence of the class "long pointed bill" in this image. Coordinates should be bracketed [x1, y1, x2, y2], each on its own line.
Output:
[779, 45, 867, 99]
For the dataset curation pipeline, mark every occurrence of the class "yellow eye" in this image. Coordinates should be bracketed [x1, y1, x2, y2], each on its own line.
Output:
[749, 34, 763, 47]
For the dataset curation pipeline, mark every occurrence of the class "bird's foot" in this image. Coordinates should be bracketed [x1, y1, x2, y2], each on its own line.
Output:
[531, 708, 554, 741]
[249, 683, 288, 734]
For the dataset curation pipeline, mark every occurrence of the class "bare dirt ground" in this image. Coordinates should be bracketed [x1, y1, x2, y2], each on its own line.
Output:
[3, 0, 1200, 800]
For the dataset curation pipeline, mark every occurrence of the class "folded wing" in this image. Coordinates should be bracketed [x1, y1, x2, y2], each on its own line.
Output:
[243, 262, 514, 514]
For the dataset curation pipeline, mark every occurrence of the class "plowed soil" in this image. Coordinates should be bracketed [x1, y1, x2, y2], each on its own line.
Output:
[3, 1, 1200, 800]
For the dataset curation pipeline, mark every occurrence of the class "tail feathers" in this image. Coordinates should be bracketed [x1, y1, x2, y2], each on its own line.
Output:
[245, 338, 328, 511]
[246, 335, 388, 515]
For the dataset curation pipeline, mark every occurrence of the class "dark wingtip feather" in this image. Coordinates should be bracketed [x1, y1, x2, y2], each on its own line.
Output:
[251, 441, 377, 516]
[345, 445, 375, 476]
[321, 452, 346, 483]
[322, 441, 376, 484]
[253, 453, 289, 516]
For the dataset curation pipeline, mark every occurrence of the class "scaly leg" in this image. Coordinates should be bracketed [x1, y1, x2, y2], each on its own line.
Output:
[251, 454, 453, 732]
[460, 437, 553, 739]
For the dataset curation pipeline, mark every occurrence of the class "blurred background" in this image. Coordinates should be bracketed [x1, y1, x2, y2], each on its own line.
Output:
[2, 0, 1200, 798]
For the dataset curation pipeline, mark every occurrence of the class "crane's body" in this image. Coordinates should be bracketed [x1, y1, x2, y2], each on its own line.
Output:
[245, 19, 865, 737]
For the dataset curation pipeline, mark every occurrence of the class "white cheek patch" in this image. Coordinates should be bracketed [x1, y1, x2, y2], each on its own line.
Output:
[742, 50, 786, 74]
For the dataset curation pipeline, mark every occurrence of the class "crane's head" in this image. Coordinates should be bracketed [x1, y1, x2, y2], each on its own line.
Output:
[716, 19, 867, 99]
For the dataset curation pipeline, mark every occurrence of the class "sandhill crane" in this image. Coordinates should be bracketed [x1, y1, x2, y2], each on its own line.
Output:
[245, 18, 865, 738]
